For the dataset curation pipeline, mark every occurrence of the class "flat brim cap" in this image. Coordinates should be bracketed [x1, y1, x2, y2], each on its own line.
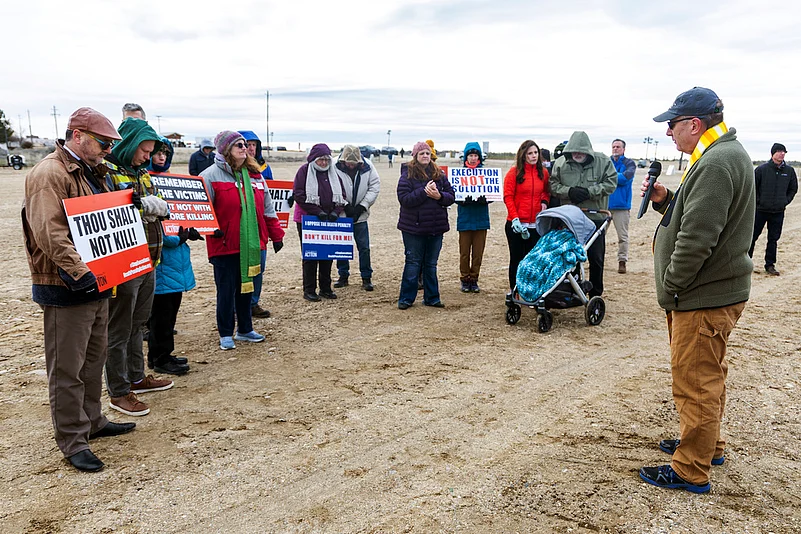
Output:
[67, 107, 122, 140]
[653, 87, 720, 122]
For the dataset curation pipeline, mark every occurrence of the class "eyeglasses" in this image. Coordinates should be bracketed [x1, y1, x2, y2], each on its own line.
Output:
[83, 131, 115, 150]
[233, 142, 247, 149]
[667, 117, 697, 130]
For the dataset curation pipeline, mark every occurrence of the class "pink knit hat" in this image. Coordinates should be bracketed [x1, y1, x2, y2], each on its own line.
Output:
[411, 141, 430, 157]
[214, 130, 245, 155]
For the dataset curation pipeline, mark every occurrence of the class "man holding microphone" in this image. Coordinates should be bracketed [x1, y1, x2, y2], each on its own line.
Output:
[639, 87, 755, 493]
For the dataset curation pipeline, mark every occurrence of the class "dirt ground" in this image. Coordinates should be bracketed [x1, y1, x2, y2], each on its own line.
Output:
[1, 156, 799, 534]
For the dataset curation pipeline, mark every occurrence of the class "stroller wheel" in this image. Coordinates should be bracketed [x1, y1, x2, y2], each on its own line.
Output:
[537, 311, 553, 333]
[505, 304, 522, 325]
[585, 296, 605, 326]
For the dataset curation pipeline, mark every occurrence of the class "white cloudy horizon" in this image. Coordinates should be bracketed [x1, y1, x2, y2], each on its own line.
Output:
[2, 0, 799, 160]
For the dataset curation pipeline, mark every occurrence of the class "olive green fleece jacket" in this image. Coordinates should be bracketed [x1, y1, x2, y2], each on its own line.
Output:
[651, 128, 755, 311]
[549, 131, 617, 220]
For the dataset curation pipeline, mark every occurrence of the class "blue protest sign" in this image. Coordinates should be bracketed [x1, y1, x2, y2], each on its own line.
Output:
[301, 216, 354, 260]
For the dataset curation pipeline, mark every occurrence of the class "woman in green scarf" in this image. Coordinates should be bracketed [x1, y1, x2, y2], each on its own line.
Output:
[200, 131, 266, 351]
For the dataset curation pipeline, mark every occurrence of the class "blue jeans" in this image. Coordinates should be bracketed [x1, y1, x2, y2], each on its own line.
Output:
[250, 249, 267, 306]
[337, 221, 372, 279]
[398, 232, 443, 305]
[210, 254, 253, 337]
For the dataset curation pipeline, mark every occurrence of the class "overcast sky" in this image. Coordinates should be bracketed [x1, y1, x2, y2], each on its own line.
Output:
[2, 0, 798, 160]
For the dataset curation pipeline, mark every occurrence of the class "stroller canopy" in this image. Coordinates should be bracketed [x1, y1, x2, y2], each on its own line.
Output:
[535, 205, 596, 244]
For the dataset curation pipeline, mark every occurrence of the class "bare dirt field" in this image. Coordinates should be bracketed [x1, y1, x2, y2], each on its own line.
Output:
[1, 156, 799, 533]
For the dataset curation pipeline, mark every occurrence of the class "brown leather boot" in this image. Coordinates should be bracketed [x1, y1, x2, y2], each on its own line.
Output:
[618, 261, 627, 274]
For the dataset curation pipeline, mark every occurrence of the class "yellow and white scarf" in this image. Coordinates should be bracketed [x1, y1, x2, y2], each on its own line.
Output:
[652, 121, 729, 249]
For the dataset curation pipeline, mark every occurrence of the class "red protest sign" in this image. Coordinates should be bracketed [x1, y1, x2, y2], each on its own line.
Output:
[63, 189, 153, 291]
[149, 173, 219, 235]
[265, 180, 294, 229]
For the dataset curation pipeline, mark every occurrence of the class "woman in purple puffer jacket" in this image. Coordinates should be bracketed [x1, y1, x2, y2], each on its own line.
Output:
[396, 141, 455, 309]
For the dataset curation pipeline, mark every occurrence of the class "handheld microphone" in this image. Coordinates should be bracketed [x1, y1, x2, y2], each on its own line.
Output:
[637, 161, 662, 219]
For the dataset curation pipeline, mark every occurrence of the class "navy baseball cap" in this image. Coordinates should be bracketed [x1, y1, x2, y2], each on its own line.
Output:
[653, 87, 722, 122]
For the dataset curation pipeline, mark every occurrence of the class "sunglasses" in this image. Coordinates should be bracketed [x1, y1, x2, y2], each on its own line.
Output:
[667, 117, 698, 130]
[83, 131, 115, 150]
[232, 142, 247, 149]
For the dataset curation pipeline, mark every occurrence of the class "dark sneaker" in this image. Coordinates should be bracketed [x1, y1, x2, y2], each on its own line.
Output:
[131, 375, 174, 394]
[251, 305, 271, 318]
[639, 464, 710, 493]
[471, 281, 480, 293]
[659, 439, 725, 465]
[398, 301, 411, 310]
[425, 301, 445, 308]
[765, 265, 780, 276]
[461, 281, 471, 292]
[154, 359, 190, 376]
[333, 276, 349, 288]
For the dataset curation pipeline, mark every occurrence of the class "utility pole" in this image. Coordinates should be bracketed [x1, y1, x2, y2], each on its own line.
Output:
[156, 115, 162, 134]
[643, 136, 653, 160]
[653, 140, 659, 160]
[18, 115, 24, 146]
[51, 106, 60, 139]
[387, 129, 391, 147]
[27, 110, 33, 144]
[265, 90, 270, 156]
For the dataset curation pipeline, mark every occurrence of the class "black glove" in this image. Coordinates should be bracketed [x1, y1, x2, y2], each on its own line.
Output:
[58, 268, 98, 293]
[273, 241, 283, 253]
[177, 226, 190, 245]
[327, 212, 339, 222]
[212, 229, 224, 238]
[317, 212, 330, 222]
[462, 195, 474, 204]
[286, 194, 295, 208]
[343, 204, 356, 218]
[131, 191, 143, 209]
[187, 228, 204, 241]
[476, 195, 487, 204]
[568, 187, 591, 204]
[353, 204, 367, 218]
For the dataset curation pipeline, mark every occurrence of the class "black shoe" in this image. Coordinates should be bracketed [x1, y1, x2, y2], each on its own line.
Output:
[89, 422, 136, 440]
[425, 301, 445, 308]
[154, 359, 190, 376]
[320, 290, 338, 299]
[471, 281, 480, 293]
[172, 356, 188, 365]
[67, 449, 105, 472]
[765, 265, 780, 276]
[460, 281, 470, 292]
[659, 439, 725, 465]
[398, 301, 411, 310]
[333, 276, 349, 288]
[303, 291, 321, 302]
[362, 278, 374, 291]
[638, 464, 710, 493]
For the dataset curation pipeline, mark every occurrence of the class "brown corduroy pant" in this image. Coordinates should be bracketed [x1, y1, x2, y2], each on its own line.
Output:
[44, 300, 110, 457]
[667, 301, 745, 484]
[458, 230, 487, 282]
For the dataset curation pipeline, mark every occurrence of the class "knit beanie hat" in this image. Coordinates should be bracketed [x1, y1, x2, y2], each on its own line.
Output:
[412, 141, 430, 157]
[307, 143, 332, 162]
[214, 130, 245, 155]
[340, 145, 361, 164]
[771, 143, 787, 155]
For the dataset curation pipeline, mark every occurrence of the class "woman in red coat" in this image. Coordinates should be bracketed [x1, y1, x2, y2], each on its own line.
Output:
[503, 140, 550, 292]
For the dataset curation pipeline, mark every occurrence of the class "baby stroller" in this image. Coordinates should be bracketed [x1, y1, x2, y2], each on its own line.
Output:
[505, 205, 611, 332]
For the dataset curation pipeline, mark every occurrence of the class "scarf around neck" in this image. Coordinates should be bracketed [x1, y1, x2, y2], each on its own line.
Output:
[304, 161, 345, 206]
[234, 167, 261, 293]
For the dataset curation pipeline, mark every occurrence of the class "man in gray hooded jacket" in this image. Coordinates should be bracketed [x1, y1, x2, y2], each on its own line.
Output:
[549, 131, 617, 297]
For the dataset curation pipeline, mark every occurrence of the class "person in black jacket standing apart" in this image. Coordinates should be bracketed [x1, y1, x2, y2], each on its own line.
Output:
[749, 142, 797, 276]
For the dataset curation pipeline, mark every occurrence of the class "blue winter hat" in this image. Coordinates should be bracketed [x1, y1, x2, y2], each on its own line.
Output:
[653, 87, 722, 122]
